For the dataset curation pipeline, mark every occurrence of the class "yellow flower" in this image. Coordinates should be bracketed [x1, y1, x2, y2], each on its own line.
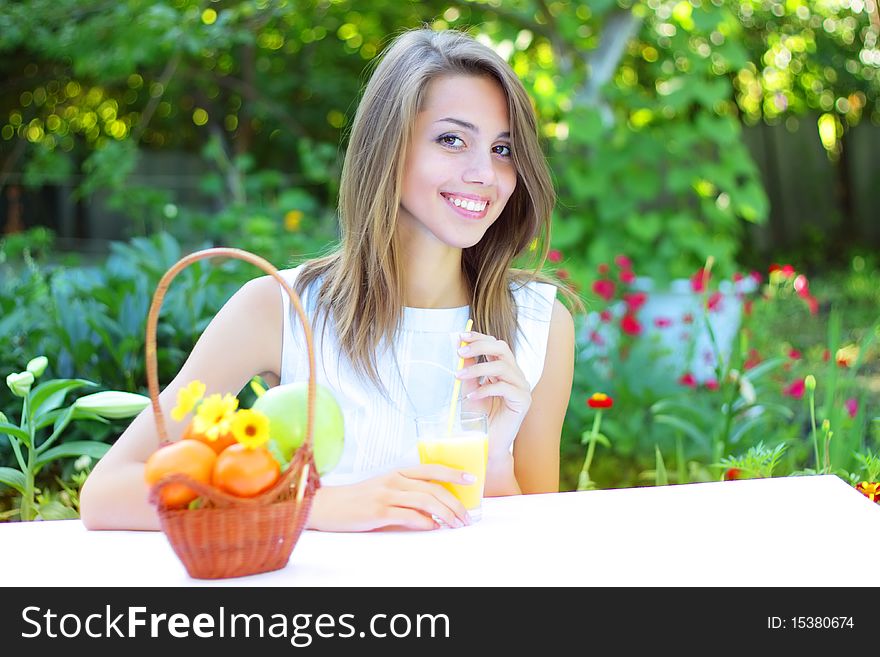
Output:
[192, 393, 239, 441]
[835, 343, 859, 368]
[171, 380, 206, 422]
[855, 482, 879, 503]
[231, 409, 271, 449]
[284, 209, 303, 232]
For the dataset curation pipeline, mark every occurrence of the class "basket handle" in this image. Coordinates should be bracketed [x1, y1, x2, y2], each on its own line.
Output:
[145, 246, 317, 455]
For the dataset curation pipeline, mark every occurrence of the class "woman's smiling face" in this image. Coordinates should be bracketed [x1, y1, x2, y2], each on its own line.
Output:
[398, 73, 517, 250]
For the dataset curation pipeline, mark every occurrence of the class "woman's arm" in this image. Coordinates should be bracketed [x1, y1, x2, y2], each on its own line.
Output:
[80, 274, 473, 532]
[79, 275, 284, 530]
[511, 298, 575, 494]
[458, 299, 575, 496]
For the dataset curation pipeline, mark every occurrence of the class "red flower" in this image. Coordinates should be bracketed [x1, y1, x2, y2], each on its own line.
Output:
[788, 348, 802, 360]
[749, 271, 763, 286]
[783, 379, 805, 399]
[733, 272, 743, 282]
[682, 313, 694, 325]
[654, 317, 672, 328]
[690, 268, 711, 293]
[744, 349, 762, 370]
[793, 274, 809, 295]
[592, 279, 615, 301]
[769, 263, 795, 278]
[599, 310, 613, 323]
[803, 294, 819, 315]
[822, 349, 831, 362]
[589, 331, 605, 346]
[705, 379, 719, 391]
[587, 392, 614, 409]
[723, 468, 743, 481]
[597, 263, 609, 275]
[743, 299, 754, 317]
[620, 314, 642, 336]
[707, 291, 723, 312]
[855, 482, 880, 503]
[623, 292, 647, 313]
[614, 255, 632, 269]
[678, 373, 697, 388]
[844, 398, 858, 419]
[619, 269, 636, 284]
[557, 268, 570, 280]
[548, 249, 562, 263]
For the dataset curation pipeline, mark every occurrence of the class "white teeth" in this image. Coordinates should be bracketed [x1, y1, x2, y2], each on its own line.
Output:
[446, 195, 487, 212]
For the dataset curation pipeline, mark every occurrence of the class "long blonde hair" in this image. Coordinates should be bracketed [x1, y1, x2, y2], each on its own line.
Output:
[295, 28, 581, 391]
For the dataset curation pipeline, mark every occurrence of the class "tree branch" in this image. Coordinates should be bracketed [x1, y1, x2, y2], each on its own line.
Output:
[210, 73, 308, 139]
[0, 137, 28, 194]
[131, 49, 182, 143]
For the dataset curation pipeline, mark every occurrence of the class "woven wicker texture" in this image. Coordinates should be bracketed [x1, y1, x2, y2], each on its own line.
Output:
[145, 248, 321, 579]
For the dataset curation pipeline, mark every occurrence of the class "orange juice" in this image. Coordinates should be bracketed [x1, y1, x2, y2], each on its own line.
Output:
[417, 430, 489, 513]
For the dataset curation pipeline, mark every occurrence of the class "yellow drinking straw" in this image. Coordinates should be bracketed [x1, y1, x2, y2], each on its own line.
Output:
[447, 318, 474, 435]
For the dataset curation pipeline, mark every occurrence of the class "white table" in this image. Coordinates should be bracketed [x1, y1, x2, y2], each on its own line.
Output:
[3, 475, 878, 586]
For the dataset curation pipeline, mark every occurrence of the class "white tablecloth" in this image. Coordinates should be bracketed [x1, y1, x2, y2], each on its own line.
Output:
[3, 474, 878, 586]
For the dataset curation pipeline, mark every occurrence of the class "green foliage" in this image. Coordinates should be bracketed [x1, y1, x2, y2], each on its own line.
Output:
[653, 445, 668, 486]
[563, 259, 879, 490]
[0, 227, 54, 263]
[1, 232, 246, 391]
[717, 441, 788, 480]
[743, 270, 880, 479]
[730, 1, 880, 126]
[2, 2, 878, 504]
[536, 1, 771, 286]
[851, 448, 880, 483]
[4, 0, 874, 278]
[0, 231, 250, 508]
[31, 465, 91, 520]
[0, 356, 149, 520]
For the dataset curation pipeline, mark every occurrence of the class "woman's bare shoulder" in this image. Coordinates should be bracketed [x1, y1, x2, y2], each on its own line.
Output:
[213, 274, 285, 376]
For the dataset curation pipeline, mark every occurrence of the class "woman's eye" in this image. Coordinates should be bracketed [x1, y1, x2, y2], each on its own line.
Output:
[437, 134, 464, 148]
[493, 144, 512, 158]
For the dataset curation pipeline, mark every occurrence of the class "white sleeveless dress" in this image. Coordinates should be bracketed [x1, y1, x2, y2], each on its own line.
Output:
[277, 265, 557, 486]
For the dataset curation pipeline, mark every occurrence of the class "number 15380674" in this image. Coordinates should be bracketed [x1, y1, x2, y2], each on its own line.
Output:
[768, 617, 854, 630]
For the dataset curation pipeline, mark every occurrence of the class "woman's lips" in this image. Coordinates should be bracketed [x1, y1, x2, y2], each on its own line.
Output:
[440, 193, 490, 220]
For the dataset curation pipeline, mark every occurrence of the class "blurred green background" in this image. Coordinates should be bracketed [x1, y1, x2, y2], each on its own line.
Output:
[1, 0, 879, 516]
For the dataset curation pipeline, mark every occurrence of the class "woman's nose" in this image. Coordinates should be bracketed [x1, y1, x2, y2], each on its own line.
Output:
[461, 149, 497, 186]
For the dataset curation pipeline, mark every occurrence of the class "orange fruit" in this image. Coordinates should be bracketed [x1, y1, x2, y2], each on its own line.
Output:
[182, 420, 237, 455]
[211, 444, 280, 498]
[144, 440, 217, 508]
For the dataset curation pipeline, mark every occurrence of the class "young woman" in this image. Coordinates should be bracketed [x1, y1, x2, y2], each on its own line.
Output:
[79, 28, 579, 533]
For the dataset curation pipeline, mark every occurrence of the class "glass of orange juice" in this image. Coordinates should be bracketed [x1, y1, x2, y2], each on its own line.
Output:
[415, 410, 489, 523]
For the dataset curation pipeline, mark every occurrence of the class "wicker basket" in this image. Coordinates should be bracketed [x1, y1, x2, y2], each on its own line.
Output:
[145, 247, 321, 579]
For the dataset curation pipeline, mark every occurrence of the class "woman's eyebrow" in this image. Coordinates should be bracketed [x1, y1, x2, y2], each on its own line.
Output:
[434, 117, 510, 139]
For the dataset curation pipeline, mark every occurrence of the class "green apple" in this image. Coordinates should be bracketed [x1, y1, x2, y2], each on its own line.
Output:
[252, 382, 344, 475]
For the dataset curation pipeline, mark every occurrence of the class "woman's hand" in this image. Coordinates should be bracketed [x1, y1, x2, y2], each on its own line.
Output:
[307, 465, 475, 532]
[455, 330, 532, 460]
